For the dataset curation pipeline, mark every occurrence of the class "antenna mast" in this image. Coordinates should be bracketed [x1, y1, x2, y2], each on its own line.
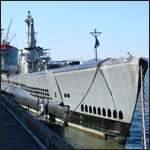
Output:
[90, 29, 102, 62]
[25, 11, 36, 47]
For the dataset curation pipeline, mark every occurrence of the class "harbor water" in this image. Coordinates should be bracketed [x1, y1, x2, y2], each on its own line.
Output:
[30, 58, 149, 149]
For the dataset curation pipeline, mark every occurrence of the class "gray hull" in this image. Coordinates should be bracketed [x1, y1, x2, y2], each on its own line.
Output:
[1, 56, 148, 144]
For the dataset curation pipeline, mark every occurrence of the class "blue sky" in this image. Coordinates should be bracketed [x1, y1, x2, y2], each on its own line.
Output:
[1, 1, 149, 60]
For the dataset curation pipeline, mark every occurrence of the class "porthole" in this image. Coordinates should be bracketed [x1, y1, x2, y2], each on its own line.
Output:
[98, 107, 101, 115]
[119, 111, 123, 119]
[81, 104, 84, 111]
[85, 105, 88, 112]
[67, 94, 70, 98]
[64, 93, 66, 97]
[113, 110, 117, 118]
[55, 92, 57, 98]
[89, 106, 92, 113]
[108, 109, 111, 117]
[93, 106, 96, 114]
[102, 108, 106, 116]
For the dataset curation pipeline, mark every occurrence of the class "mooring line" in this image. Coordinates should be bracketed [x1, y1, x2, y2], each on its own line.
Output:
[57, 58, 111, 125]
[98, 68, 117, 112]
[140, 66, 147, 149]
[2, 74, 20, 91]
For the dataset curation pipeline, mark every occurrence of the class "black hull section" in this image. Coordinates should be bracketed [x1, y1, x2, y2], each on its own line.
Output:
[68, 111, 130, 144]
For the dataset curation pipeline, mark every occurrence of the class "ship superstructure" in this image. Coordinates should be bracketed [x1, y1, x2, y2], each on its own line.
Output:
[19, 11, 51, 73]
[1, 20, 18, 75]
[1, 11, 148, 144]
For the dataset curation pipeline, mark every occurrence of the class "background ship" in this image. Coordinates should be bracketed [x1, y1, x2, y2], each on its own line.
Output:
[1, 11, 148, 145]
[1, 20, 18, 75]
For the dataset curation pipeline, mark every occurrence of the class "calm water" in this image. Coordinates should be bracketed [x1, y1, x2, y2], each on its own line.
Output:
[30, 58, 149, 149]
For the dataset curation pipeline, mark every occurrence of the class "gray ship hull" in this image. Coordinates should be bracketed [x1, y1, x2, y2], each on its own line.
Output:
[1, 56, 148, 144]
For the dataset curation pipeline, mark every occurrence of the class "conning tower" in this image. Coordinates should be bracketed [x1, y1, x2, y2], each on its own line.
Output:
[19, 11, 51, 73]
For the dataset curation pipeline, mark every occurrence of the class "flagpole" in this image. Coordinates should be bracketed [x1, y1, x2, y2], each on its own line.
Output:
[95, 47, 97, 62]
[90, 29, 102, 62]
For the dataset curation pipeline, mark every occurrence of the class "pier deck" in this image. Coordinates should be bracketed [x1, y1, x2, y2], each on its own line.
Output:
[1, 93, 74, 149]
[1, 103, 41, 149]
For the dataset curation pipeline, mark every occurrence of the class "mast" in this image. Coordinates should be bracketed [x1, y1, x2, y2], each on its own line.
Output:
[5, 19, 13, 42]
[90, 29, 102, 62]
[25, 11, 36, 47]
